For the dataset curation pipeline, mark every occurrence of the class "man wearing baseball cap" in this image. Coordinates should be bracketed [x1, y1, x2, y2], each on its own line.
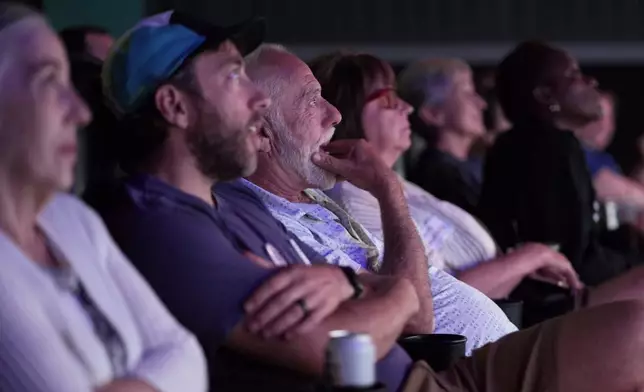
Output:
[95, 11, 424, 392]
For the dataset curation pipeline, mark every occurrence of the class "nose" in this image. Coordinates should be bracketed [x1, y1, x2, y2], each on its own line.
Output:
[399, 97, 413, 115]
[476, 93, 488, 110]
[251, 87, 271, 112]
[585, 75, 598, 88]
[71, 88, 92, 127]
[325, 100, 342, 128]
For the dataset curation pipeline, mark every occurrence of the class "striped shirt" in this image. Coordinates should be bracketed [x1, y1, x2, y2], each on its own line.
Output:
[0, 194, 207, 392]
[241, 180, 517, 355]
[326, 179, 498, 275]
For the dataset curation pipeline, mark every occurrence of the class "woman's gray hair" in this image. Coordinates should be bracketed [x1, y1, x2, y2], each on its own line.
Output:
[0, 3, 44, 88]
[0, 2, 41, 34]
[397, 58, 470, 110]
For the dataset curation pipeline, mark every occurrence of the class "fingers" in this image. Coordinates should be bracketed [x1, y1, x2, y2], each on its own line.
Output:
[321, 139, 359, 154]
[256, 301, 308, 338]
[261, 284, 340, 339]
[311, 151, 351, 175]
[244, 266, 300, 313]
[287, 288, 339, 337]
[245, 279, 314, 333]
[561, 266, 584, 290]
[550, 256, 584, 290]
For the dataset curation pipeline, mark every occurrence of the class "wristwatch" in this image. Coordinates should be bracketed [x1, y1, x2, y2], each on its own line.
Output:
[340, 266, 364, 300]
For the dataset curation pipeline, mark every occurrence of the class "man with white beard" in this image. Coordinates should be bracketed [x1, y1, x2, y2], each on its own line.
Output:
[216, 44, 517, 354]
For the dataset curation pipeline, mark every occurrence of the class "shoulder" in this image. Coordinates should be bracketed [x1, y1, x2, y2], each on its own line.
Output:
[42, 193, 110, 245]
[215, 179, 265, 204]
[44, 193, 102, 224]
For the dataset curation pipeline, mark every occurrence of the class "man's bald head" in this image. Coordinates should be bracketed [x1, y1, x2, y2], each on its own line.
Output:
[245, 44, 298, 107]
[244, 43, 342, 190]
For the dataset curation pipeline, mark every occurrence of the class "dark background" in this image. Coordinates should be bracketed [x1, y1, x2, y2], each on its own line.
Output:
[144, 0, 644, 173]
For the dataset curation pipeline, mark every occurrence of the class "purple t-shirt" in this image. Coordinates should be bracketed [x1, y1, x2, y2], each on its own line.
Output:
[97, 176, 411, 392]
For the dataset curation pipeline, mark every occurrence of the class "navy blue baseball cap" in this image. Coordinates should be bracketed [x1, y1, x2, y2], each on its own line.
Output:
[103, 10, 265, 116]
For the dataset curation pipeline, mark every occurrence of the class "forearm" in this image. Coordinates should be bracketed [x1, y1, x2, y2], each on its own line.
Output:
[373, 179, 433, 333]
[594, 169, 644, 208]
[456, 253, 535, 298]
[228, 276, 418, 376]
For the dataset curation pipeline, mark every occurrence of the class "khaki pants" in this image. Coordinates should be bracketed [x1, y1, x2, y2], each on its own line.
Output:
[402, 315, 560, 392]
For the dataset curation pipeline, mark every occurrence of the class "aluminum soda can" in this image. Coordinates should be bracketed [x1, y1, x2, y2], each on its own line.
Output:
[325, 330, 376, 388]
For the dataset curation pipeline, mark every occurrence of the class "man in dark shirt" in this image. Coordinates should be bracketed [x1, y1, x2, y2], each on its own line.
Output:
[96, 16, 644, 392]
[478, 41, 641, 286]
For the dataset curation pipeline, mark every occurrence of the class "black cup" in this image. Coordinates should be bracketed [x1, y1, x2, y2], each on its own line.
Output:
[493, 298, 523, 329]
[397, 334, 466, 372]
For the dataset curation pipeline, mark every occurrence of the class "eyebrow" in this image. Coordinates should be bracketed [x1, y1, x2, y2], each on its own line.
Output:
[26, 59, 62, 77]
[297, 81, 320, 100]
[217, 56, 244, 70]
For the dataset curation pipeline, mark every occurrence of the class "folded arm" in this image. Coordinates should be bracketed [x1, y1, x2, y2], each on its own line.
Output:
[0, 283, 96, 392]
[227, 272, 418, 376]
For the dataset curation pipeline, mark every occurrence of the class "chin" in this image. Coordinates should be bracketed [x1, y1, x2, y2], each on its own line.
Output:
[240, 159, 258, 178]
[307, 170, 337, 191]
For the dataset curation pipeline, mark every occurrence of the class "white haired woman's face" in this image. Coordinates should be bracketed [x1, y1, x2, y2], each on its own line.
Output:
[439, 70, 487, 137]
[0, 18, 90, 191]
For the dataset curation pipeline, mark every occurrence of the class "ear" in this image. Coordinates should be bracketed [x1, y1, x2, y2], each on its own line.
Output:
[418, 104, 446, 127]
[257, 119, 272, 153]
[533, 86, 555, 107]
[154, 84, 191, 129]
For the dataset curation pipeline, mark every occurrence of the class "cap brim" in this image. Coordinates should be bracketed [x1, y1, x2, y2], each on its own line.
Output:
[225, 17, 266, 56]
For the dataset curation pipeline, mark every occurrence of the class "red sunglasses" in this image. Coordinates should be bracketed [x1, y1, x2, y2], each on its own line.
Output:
[365, 87, 404, 110]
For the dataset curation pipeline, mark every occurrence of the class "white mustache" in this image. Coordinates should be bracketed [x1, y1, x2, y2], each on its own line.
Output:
[318, 127, 335, 147]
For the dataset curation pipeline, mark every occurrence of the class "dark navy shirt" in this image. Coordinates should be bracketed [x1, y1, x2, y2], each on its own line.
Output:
[583, 146, 622, 177]
[96, 175, 411, 392]
[409, 147, 482, 215]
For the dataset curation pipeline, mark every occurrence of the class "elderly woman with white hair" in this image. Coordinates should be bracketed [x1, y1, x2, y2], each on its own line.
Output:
[400, 58, 487, 215]
[0, 4, 206, 392]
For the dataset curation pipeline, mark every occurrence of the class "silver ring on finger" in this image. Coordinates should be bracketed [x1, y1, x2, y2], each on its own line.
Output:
[297, 298, 309, 317]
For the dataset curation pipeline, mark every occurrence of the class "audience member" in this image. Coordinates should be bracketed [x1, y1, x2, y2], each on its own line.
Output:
[399, 58, 486, 214]
[574, 92, 644, 215]
[96, 11, 422, 392]
[311, 51, 582, 300]
[478, 41, 642, 286]
[0, 4, 206, 391]
[60, 24, 113, 62]
[235, 44, 518, 354]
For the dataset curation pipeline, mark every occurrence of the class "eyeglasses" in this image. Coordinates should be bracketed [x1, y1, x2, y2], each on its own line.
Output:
[365, 87, 405, 110]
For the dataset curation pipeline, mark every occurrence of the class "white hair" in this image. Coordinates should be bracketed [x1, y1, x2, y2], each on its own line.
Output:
[0, 4, 44, 88]
[0, 4, 47, 156]
[244, 42, 294, 132]
[245, 43, 336, 189]
[245, 43, 291, 104]
[397, 58, 471, 109]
